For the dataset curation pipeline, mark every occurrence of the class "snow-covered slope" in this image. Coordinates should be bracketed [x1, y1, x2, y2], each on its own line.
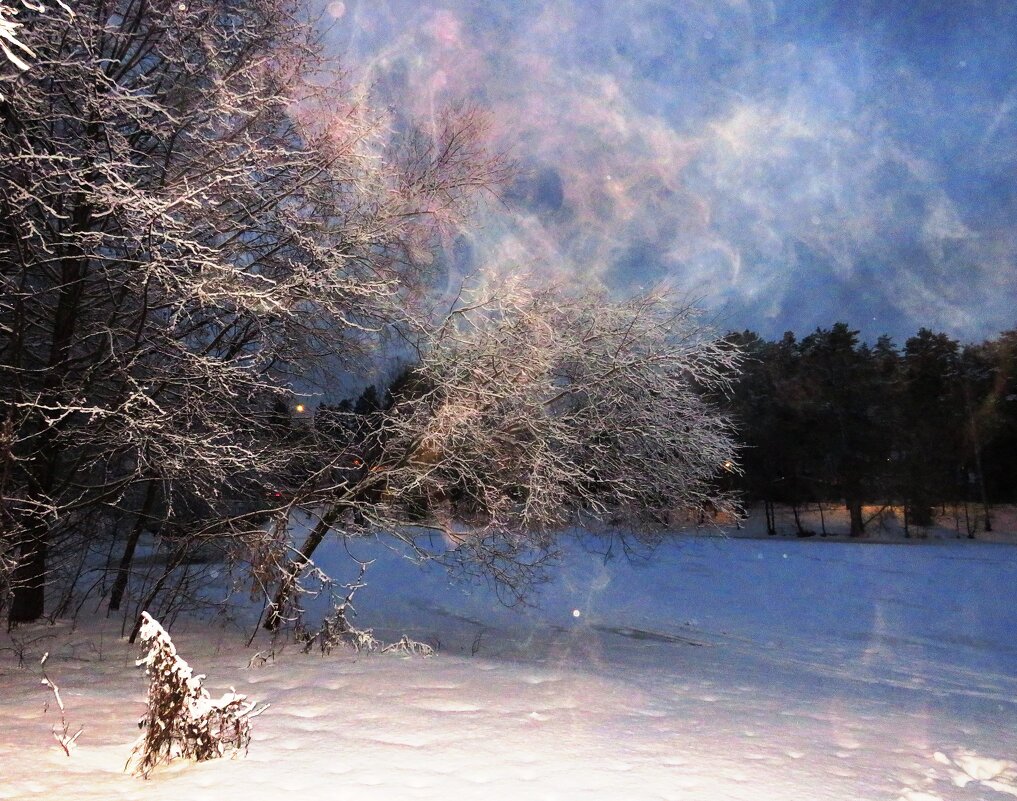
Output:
[1, 533, 1015, 800]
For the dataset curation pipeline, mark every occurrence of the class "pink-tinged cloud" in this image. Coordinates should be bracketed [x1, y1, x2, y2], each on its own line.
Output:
[317, 0, 1017, 344]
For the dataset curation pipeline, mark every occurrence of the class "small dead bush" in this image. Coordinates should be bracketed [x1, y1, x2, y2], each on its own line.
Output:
[131, 612, 267, 778]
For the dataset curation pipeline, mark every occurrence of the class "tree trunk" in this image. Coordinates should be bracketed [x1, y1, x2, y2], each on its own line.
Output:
[847, 498, 864, 537]
[964, 384, 992, 533]
[792, 503, 804, 535]
[8, 238, 88, 623]
[109, 481, 159, 612]
[8, 517, 47, 624]
[906, 501, 933, 528]
[264, 504, 342, 631]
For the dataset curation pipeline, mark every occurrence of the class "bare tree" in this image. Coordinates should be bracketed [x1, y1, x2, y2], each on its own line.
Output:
[266, 281, 741, 628]
[0, 0, 505, 623]
[1, 0, 735, 634]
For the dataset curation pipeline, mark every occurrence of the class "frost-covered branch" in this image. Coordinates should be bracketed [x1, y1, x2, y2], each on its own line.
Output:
[384, 281, 742, 534]
[266, 281, 742, 626]
[0, 1, 71, 95]
[40, 651, 83, 756]
[1, 0, 506, 624]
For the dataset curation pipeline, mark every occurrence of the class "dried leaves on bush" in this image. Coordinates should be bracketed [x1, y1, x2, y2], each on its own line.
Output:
[131, 613, 267, 778]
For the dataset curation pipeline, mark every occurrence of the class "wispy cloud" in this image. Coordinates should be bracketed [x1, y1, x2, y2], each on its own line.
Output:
[319, 0, 1017, 343]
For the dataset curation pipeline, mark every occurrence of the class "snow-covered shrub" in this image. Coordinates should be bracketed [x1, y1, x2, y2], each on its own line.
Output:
[296, 606, 379, 655]
[131, 612, 266, 778]
[293, 559, 381, 655]
[290, 559, 432, 657]
[381, 635, 435, 657]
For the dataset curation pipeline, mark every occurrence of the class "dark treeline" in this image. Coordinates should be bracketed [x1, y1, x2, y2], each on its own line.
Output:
[725, 324, 1017, 537]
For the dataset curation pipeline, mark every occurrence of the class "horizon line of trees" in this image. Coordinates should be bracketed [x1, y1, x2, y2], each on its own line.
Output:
[724, 323, 1017, 537]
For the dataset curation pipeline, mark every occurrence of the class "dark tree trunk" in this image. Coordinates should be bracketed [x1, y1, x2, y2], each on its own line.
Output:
[906, 501, 933, 528]
[8, 235, 88, 623]
[847, 498, 864, 537]
[964, 386, 991, 533]
[264, 504, 342, 631]
[8, 517, 47, 624]
[109, 481, 159, 612]
[9, 433, 63, 623]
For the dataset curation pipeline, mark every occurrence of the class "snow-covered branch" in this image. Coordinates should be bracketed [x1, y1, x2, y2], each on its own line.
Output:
[266, 281, 742, 626]
[385, 282, 742, 534]
[1, 0, 506, 624]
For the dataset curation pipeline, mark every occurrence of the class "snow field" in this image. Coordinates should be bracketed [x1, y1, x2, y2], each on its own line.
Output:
[1, 531, 1016, 800]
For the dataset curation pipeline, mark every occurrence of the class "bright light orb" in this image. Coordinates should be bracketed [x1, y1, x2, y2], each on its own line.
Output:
[572, 608, 581, 618]
[295, 403, 306, 414]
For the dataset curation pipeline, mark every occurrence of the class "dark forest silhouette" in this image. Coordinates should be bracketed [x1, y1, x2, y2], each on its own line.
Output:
[724, 324, 1017, 537]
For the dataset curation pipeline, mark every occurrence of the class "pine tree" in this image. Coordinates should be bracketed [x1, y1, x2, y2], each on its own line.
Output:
[900, 329, 964, 528]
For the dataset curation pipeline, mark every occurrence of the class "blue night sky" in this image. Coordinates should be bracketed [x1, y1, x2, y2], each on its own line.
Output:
[319, 0, 1017, 345]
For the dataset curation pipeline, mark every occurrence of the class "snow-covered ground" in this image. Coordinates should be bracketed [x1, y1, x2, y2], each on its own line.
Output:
[2, 524, 1016, 800]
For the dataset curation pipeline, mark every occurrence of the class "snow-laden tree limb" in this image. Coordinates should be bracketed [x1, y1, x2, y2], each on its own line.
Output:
[0, 0, 507, 623]
[0, 3, 34, 72]
[0, 1, 71, 93]
[266, 280, 742, 628]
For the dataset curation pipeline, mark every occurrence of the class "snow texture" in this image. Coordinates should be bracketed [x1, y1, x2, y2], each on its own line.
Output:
[1, 523, 1015, 800]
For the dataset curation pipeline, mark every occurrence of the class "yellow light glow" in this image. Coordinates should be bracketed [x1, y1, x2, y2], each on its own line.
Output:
[295, 404, 305, 414]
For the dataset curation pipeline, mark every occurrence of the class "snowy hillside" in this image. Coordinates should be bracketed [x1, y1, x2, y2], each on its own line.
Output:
[1, 532, 1016, 800]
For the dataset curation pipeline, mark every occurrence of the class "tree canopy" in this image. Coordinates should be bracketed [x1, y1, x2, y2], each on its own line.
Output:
[1, 1, 740, 629]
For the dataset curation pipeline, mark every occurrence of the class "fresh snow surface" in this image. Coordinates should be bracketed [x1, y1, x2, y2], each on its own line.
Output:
[2, 528, 1016, 801]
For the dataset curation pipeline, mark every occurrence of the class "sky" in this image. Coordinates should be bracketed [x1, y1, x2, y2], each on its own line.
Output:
[317, 0, 1017, 345]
